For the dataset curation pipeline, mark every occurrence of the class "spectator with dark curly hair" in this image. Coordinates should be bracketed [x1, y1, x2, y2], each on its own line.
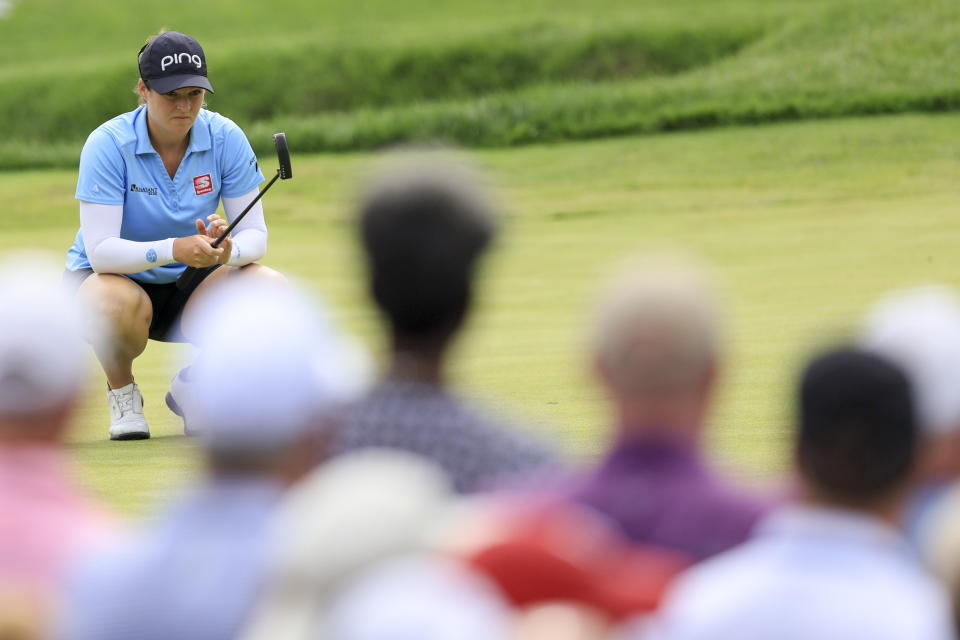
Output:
[333, 152, 558, 493]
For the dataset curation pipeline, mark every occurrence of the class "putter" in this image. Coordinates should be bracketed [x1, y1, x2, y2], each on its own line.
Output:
[176, 132, 293, 290]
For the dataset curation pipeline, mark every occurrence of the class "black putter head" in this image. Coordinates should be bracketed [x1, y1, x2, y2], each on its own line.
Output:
[273, 132, 292, 180]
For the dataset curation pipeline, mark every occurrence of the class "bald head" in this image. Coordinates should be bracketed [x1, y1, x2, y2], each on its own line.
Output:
[592, 254, 721, 399]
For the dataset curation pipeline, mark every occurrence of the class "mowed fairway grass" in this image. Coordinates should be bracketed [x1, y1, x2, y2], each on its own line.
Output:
[3, 112, 959, 514]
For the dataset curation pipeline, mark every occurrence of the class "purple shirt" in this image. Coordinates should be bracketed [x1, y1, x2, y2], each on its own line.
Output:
[569, 436, 770, 560]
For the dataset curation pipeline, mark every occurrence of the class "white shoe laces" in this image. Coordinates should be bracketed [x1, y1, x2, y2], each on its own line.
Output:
[116, 393, 133, 415]
[111, 387, 139, 417]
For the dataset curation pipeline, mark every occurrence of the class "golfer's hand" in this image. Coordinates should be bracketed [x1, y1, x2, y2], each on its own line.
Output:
[203, 214, 233, 265]
[173, 222, 223, 267]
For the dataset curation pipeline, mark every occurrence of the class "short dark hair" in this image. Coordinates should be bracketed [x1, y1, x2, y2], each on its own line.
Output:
[797, 347, 917, 504]
[358, 159, 497, 345]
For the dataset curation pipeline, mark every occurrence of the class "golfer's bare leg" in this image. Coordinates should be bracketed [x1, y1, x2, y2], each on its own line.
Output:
[180, 264, 287, 342]
[76, 274, 152, 389]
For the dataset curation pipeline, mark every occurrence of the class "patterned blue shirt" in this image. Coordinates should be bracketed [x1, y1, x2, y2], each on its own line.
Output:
[58, 478, 283, 640]
[333, 380, 560, 493]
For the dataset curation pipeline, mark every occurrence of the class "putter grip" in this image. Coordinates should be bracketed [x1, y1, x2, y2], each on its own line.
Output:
[176, 265, 203, 291]
[176, 133, 290, 292]
[175, 171, 281, 291]
[175, 228, 228, 291]
[175, 228, 226, 291]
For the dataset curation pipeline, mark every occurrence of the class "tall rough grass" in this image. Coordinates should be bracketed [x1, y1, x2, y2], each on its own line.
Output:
[1, 0, 957, 169]
[0, 24, 756, 143]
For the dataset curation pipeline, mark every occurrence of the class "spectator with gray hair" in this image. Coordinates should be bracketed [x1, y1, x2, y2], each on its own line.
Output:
[56, 275, 367, 640]
[568, 253, 768, 560]
[647, 347, 953, 640]
[333, 151, 558, 493]
[0, 254, 120, 638]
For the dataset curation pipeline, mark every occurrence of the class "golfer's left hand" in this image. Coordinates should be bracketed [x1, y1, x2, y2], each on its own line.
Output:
[197, 216, 232, 265]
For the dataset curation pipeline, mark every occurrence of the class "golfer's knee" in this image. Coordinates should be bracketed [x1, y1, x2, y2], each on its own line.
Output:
[105, 291, 149, 331]
[240, 263, 288, 286]
[81, 278, 151, 334]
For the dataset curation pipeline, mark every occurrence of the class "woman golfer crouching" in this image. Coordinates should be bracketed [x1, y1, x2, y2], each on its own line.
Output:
[63, 31, 284, 440]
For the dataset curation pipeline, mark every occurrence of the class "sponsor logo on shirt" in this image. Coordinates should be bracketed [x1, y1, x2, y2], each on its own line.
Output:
[193, 174, 213, 196]
[146, 248, 158, 263]
[131, 183, 158, 196]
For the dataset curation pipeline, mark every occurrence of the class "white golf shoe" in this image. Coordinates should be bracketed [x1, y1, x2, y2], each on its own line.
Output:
[107, 382, 150, 441]
[165, 366, 196, 436]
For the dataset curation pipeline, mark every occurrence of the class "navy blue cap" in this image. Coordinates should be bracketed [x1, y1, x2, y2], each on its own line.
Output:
[138, 31, 214, 94]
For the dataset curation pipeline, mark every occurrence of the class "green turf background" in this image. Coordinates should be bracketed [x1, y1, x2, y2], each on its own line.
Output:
[2, 0, 960, 513]
[3, 0, 960, 166]
[2, 111, 958, 512]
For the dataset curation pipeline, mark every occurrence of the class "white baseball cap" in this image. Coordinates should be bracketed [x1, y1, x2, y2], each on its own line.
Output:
[181, 275, 370, 452]
[0, 254, 88, 416]
[240, 450, 455, 640]
[861, 285, 960, 435]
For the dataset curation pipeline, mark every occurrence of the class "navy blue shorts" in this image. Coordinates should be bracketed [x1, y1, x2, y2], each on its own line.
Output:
[62, 265, 221, 343]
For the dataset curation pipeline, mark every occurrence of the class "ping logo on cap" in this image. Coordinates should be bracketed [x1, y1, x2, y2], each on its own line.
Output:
[161, 53, 203, 71]
[137, 31, 215, 95]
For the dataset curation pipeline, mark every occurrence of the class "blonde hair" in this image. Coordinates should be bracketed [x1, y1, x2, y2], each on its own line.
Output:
[134, 29, 168, 105]
[592, 253, 721, 395]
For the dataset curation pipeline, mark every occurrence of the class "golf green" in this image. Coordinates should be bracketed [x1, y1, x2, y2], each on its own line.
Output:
[2, 112, 958, 514]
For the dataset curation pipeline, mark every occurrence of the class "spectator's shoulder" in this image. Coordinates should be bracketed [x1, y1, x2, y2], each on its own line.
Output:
[887, 553, 954, 614]
[670, 539, 762, 597]
[59, 534, 147, 636]
[681, 480, 770, 557]
[704, 478, 771, 521]
[649, 542, 769, 637]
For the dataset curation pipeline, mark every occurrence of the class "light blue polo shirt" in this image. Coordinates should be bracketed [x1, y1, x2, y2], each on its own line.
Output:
[66, 105, 265, 284]
[60, 478, 284, 640]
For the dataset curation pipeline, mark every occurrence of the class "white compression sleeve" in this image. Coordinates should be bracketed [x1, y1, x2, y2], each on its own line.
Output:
[222, 187, 268, 267]
[80, 202, 176, 274]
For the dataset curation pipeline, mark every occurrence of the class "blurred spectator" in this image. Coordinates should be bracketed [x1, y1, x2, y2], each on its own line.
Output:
[324, 555, 513, 640]
[239, 449, 514, 639]
[647, 348, 954, 640]
[461, 499, 690, 623]
[0, 254, 120, 638]
[57, 275, 366, 640]
[244, 445, 685, 640]
[923, 483, 960, 631]
[333, 152, 558, 492]
[512, 604, 611, 640]
[861, 285, 960, 546]
[870, 287, 960, 635]
[568, 254, 768, 560]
